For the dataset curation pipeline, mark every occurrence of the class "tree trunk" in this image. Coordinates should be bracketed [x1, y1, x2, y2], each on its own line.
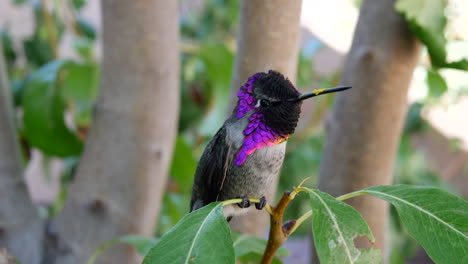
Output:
[316, 0, 421, 255]
[0, 42, 45, 264]
[229, 0, 303, 236]
[46, 1, 179, 263]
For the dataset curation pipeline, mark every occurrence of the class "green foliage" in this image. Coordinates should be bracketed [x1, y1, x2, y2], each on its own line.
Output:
[22, 60, 83, 157]
[197, 44, 234, 136]
[396, 0, 467, 70]
[62, 62, 99, 126]
[143, 184, 467, 264]
[359, 185, 468, 264]
[143, 203, 234, 264]
[232, 232, 288, 264]
[427, 69, 448, 98]
[170, 136, 198, 193]
[309, 190, 381, 264]
[181, 0, 239, 42]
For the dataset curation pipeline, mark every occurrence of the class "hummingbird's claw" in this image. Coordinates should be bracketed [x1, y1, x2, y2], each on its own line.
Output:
[255, 196, 267, 210]
[237, 196, 251, 208]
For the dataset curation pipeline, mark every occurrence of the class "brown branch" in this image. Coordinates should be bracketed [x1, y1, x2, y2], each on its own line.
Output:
[260, 191, 294, 264]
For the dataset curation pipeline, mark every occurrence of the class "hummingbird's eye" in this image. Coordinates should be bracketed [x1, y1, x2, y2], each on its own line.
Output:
[259, 99, 271, 107]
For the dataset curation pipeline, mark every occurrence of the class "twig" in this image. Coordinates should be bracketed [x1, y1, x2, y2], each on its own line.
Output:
[260, 191, 293, 264]
[260, 178, 312, 264]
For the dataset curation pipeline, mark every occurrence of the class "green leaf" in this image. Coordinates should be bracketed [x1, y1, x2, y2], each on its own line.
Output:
[157, 193, 190, 236]
[72, 0, 87, 10]
[360, 185, 468, 264]
[76, 18, 96, 40]
[237, 252, 283, 264]
[395, 0, 446, 66]
[231, 232, 288, 263]
[22, 60, 83, 157]
[197, 44, 233, 136]
[309, 190, 382, 264]
[395, 0, 468, 70]
[170, 136, 197, 193]
[118, 235, 158, 256]
[73, 37, 94, 61]
[143, 203, 234, 264]
[61, 62, 99, 126]
[426, 70, 448, 98]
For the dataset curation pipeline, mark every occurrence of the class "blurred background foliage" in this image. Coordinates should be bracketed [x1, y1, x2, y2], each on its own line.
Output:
[1, 0, 467, 263]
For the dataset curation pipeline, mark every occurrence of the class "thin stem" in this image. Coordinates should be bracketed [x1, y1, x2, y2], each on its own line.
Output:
[87, 238, 119, 264]
[41, 0, 58, 57]
[336, 190, 365, 201]
[288, 210, 312, 235]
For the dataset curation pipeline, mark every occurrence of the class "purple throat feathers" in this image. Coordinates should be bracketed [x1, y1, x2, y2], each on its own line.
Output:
[234, 74, 288, 166]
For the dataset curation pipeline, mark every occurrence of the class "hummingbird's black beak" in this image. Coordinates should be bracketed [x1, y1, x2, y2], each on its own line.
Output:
[287, 86, 352, 102]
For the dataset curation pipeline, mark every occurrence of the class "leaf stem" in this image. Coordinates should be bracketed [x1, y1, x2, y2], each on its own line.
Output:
[288, 210, 313, 235]
[41, 0, 58, 58]
[87, 238, 119, 264]
[336, 190, 365, 201]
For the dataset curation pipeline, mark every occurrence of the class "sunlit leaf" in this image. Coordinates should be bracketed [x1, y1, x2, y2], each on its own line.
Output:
[309, 190, 381, 264]
[143, 203, 234, 264]
[395, 0, 468, 70]
[360, 185, 468, 264]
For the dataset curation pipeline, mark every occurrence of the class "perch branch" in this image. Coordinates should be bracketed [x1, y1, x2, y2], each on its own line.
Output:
[260, 178, 311, 264]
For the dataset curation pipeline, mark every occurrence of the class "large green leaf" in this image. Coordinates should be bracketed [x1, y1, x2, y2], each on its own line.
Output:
[395, 0, 468, 70]
[22, 59, 83, 157]
[143, 203, 234, 264]
[309, 190, 381, 264]
[360, 185, 468, 264]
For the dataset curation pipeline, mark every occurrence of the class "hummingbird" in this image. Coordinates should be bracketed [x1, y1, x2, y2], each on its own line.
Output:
[190, 70, 350, 220]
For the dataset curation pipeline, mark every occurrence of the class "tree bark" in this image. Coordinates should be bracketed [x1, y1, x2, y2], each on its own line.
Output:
[0, 42, 45, 264]
[316, 0, 421, 254]
[46, 1, 179, 263]
[229, 0, 303, 236]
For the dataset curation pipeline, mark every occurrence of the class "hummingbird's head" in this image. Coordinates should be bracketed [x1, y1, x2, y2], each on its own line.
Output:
[235, 70, 302, 135]
[233, 70, 351, 165]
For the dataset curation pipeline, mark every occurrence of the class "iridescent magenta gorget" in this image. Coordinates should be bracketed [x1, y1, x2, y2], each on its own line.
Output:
[234, 73, 289, 166]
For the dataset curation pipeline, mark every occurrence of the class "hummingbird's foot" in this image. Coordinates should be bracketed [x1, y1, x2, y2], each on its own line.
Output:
[255, 196, 267, 210]
[237, 196, 251, 208]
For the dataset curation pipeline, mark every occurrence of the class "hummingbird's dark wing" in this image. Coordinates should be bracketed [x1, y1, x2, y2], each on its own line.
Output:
[190, 126, 232, 211]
